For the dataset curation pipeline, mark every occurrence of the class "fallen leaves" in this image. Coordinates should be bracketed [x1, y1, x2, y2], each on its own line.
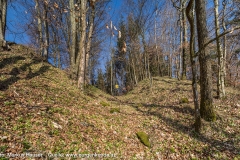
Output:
[0, 49, 239, 159]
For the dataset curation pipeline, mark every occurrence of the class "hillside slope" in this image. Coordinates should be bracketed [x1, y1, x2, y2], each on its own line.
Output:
[0, 45, 239, 159]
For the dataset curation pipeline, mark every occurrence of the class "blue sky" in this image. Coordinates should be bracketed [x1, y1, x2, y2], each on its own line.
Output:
[5, 0, 123, 72]
[5, 0, 122, 45]
[5, 1, 32, 44]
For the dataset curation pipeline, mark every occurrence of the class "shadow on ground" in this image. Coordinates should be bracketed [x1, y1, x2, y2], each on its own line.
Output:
[0, 56, 50, 91]
[113, 97, 239, 157]
[134, 102, 238, 157]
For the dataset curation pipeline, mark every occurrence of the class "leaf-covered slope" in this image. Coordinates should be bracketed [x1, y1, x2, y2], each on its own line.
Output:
[0, 45, 239, 159]
[118, 77, 240, 159]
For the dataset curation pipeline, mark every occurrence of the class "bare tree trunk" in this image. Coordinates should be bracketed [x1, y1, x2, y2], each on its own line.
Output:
[58, 46, 61, 69]
[154, 8, 162, 77]
[195, 0, 216, 121]
[172, 0, 187, 79]
[182, 0, 187, 80]
[179, 12, 183, 79]
[85, 6, 95, 85]
[77, 0, 87, 91]
[141, 33, 149, 79]
[186, 0, 201, 132]
[167, 31, 172, 78]
[176, 55, 179, 79]
[222, 0, 227, 88]
[130, 49, 138, 84]
[169, 52, 172, 78]
[35, 0, 42, 55]
[43, 2, 49, 59]
[69, 0, 77, 80]
[214, 0, 225, 98]
[110, 47, 113, 95]
[0, 0, 2, 44]
[0, 0, 7, 49]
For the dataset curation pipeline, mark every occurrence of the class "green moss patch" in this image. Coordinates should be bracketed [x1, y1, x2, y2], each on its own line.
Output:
[180, 97, 189, 103]
[110, 108, 120, 113]
[136, 131, 151, 147]
[0, 146, 8, 152]
[22, 140, 31, 151]
[100, 101, 110, 107]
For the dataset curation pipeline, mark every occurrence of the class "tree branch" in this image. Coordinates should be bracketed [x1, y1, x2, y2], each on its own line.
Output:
[195, 26, 240, 57]
[171, 0, 181, 10]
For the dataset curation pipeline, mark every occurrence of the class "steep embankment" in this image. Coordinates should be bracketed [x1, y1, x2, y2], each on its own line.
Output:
[0, 45, 239, 159]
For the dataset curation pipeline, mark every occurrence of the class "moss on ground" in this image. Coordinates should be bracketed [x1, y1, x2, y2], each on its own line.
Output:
[180, 97, 189, 103]
[136, 131, 151, 147]
[110, 108, 120, 113]
[100, 101, 110, 107]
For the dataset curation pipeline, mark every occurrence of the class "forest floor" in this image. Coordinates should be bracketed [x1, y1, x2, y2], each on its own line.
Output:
[0, 45, 239, 159]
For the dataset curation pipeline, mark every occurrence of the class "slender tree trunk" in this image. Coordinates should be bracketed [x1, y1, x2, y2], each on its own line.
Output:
[35, 0, 43, 55]
[131, 52, 138, 84]
[43, 2, 49, 59]
[172, 0, 187, 79]
[0, 0, 2, 48]
[169, 53, 172, 78]
[58, 46, 61, 69]
[186, 0, 201, 132]
[77, 0, 87, 91]
[85, 6, 95, 85]
[182, 0, 187, 80]
[179, 1, 183, 79]
[195, 0, 216, 121]
[173, 33, 177, 78]
[167, 31, 172, 78]
[154, 9, 162, 77]
[142, 33, 149, 79]
[222, 0, 227, 88]
[110, 47, 113, 95]
[147, 53, 150, 79]
[214, 0, 225, 98]
[0, 0, 7, 49]
[176, 55, 179, 79]
[69, 0, 77, 80]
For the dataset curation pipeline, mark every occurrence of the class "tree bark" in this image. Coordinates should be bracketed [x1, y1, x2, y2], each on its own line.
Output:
[77, 0, 87, 91]
[0, 0, 7, 49]
[69, 0, 77, 80]
[171, 0, 188, 79]
[181, 0, 187, 80]
[141, 33, 149, 79]
[154, 9, 162, 77]
[43, 2, 49, 59]
[85, 5, 95, 85]
[186, 0, 201, 132]
[214, 0, 225, 98]
[195, 0, 216, 121]
[222, 0, 227, 90]
[34, 0, 43, 55]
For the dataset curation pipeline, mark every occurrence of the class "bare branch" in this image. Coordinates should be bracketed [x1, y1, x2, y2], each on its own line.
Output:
[195, 26, 240, 57]
[171, 0, 181, 10]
